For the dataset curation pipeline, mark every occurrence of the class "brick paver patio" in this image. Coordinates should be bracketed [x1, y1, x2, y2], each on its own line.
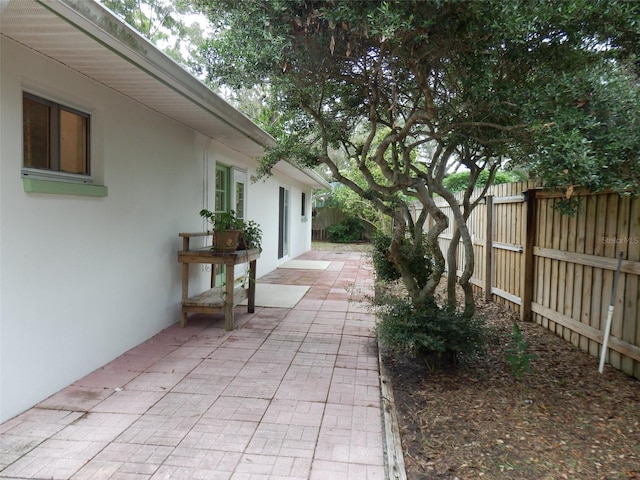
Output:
[0, 250, 386, 480]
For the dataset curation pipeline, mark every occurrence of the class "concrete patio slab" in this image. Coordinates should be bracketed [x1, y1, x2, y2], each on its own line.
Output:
[0, 250, 391, 480]
[279, 259, 331, 270]
[240, 283, 310, 308]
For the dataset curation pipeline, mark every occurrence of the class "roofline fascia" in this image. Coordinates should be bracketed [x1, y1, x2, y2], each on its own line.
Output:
[34, 0, 329, 190]
[37, 0, 275, 150]
[292, 162, 332, 189]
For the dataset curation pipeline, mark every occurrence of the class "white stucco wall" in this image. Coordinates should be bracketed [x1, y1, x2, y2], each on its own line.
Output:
[0, 37, 202, 422]
[203, 145, 314, 277]
[245, 175, 313, 276]
[0, 36, 315, 423]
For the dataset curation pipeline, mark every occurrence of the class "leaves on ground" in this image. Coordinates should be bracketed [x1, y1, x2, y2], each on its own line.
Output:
[384, 299, 640, 480]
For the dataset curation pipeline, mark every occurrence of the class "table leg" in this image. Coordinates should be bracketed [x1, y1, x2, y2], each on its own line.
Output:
[224, 263, 235, 331]
[181, 262, 189, 328]
[248, 259, 257, 313]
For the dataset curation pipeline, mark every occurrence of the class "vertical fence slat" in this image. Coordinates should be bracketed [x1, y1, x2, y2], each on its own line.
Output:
[604, 195, 620, 369]
[580, 195, 597, 353]
[627, 199, 640, 378]
[615, 196, 631, 374]
[543, 199, 554, 329]
[563, 209, 577, 342]
[607, 195, 624, 369]
[571, 198, 586, 348]
[521, 189, 537, 322]
[534, 197, 545, 326]
[511, 185, 521, 309]
[589, 195, 608, 357]
[485, 195, 493, 302]
[628, 267, 640, 376]
[549, 199, 562, 336]
[478, 200, 486, 291]
[558, 208, 569, 338]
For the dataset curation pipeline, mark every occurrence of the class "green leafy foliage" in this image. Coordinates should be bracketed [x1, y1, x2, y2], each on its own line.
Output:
[370, 231, 433, 289]
[370, 231, 401, 282]
[239, 219, 263, 251]
[322, 154, 402, 235]
[199, 209, 263, 251]
[199, 209, 244, 230]
[505, 323, 537, 379]
[376, 294, 486, 367]
[443, 170, 524, 193]
[372, 229, 485, 368]
[522, 63, 640, 203]
[100, 0, 207, 72]
[193, 0, 639, 315]
[326, 217, 364, 243]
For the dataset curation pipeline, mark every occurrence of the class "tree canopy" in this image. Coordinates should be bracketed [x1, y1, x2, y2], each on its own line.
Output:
[193, 0, 639, 316]
[100, 0, 208, 72]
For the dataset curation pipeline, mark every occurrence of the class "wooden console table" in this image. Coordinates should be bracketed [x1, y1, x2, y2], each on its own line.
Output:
[178, 232, 259, 330]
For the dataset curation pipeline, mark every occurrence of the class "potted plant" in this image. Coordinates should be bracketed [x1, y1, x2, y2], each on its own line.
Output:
[199, 209, 262, 252]
[199, 209, 244, 251]
[239, 219, 262, 252]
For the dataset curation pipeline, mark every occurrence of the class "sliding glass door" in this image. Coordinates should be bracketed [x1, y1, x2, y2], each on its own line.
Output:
[278, 186, 289, 259]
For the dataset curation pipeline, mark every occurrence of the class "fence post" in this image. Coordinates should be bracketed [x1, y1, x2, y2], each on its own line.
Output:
[520, 189, 537, 322]
[485, 195, 493, 302]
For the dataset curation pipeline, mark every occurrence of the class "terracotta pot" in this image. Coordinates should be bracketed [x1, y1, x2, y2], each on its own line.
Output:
[213, 229, 241, 251]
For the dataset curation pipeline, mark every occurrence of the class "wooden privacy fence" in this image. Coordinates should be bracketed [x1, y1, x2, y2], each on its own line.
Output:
[420, 181, 640, 379]
[311, 207, 344, 241]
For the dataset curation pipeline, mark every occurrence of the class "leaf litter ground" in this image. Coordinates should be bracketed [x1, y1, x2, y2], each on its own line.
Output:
[383, 297, 640, 480]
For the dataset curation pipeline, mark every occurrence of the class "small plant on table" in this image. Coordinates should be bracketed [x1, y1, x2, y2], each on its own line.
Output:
[199, 209, 262, 252]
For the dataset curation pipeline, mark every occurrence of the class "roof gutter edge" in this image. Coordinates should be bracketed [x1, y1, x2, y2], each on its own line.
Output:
[35, 0, 327, 188]
[39, 0, 275, 150]
[294, 162, 332, 189]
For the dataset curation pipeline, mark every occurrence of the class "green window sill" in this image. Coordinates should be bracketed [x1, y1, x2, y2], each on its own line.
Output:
[23, 178, 108, 197]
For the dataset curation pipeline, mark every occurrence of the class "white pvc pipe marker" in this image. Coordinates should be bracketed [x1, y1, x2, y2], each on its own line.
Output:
[599, 251, 624, 374]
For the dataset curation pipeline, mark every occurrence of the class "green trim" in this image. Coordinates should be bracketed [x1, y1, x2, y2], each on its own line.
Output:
[23, 178, 108, 197]
[215, 164, 231, 213]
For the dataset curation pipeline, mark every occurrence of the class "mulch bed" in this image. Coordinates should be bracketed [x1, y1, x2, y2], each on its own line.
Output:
[383, 298, 640, 480]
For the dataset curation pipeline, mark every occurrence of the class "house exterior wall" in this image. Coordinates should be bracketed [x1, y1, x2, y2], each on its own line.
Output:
[190, 143, 314, 279]
[0, 36, 313, 422]
[247, 175, 313, 275]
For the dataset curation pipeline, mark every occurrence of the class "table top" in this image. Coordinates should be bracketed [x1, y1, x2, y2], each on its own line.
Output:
[178, 231, 213, 238]
[178, 247, 260, 263]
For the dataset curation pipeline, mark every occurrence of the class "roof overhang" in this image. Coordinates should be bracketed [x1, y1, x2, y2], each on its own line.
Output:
[0, 0, 331, 189]
[274, 160, 332, 190]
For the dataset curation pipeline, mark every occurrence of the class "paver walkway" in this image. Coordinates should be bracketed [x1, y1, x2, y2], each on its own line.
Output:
[0, 250, 386, 480]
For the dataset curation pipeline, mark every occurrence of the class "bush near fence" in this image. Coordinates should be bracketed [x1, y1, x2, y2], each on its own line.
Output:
[418, 181, 640, 379]
[311, 207, 344, 241]
[312, 207, 373, 242]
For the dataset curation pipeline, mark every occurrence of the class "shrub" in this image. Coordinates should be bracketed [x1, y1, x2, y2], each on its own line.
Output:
[370, 231, 401, 282]
[505, 322, 537, 378]
[327, 217, 364, 243]
[371, 231, 483, 367]
[376, 294, 485, 367]
[370, 230, 433, 289]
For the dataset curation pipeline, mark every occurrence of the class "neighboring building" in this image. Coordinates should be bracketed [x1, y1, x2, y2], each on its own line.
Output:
[0, 0, 329, 422]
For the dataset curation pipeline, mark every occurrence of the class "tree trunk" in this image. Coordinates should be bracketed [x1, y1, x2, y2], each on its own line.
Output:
[446, 226, 460, 309]
[458, 222, 476, 318]
[439, 191, 476, 318]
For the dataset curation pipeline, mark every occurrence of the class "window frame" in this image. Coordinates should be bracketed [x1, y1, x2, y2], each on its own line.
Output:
[215, 163, 231, 214]
[22, 91, 93, 184]
[301, 192, 307, 217]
